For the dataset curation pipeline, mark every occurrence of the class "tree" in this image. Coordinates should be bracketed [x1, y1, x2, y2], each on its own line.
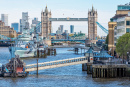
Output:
[116, 33, 130, 62]
[103, 34, 108, 51]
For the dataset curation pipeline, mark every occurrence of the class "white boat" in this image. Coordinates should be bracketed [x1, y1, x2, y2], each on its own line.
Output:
[9, 23, 48, 58]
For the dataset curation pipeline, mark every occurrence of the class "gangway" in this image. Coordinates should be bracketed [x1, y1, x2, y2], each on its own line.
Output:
[25, 56, 91, 72]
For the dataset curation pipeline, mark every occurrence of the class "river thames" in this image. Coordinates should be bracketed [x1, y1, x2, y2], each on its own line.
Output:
[0, 47, 129, 87]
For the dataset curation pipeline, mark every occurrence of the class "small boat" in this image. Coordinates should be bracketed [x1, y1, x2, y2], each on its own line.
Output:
[0, 58, 28, 77]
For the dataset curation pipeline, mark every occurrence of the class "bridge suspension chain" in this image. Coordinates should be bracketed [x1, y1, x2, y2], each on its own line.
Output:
[96, 22, 108, 34]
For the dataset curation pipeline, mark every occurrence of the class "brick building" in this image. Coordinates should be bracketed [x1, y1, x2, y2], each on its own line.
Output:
[108, 22, 117, 55]
[108, 3, 130, 56]
[0, 20, 17, 38]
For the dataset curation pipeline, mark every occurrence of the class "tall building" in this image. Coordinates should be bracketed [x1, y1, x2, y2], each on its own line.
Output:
[65, 30, 68, 34]
[20, 12, 29, 33]
[60, 25, 63, 33]
[20, 19, 22, 32]
[1, 14, 8, 26]
[64, 30, 69, 39]
[88, 6, 98, 40]
[70, 25, 74, 33]
[56, 25, 64, 35]
[31, 17, 41, 33]
[0, 20, 17, 38]
[108, 3, 130, 56]
[56, 27, 61, 35]
[41, 6, 52, 39]
[11, 23, 19, 33]
[32, 18, 38, 23]
[113, 3, 130, 16]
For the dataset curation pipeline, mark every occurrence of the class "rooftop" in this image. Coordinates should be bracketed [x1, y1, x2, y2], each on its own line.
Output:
[94, 49, 112, 58]
[111, 14, 128, 20]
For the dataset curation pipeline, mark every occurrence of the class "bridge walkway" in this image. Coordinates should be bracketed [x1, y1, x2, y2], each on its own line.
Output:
[25, 56, 89, 72]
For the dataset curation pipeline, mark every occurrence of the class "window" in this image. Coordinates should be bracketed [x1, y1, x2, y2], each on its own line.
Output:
[117, 21, 124, 26]
[126, 28, 130, 33]
[126, 21, 130, 25]
[114, 32, 117, 35]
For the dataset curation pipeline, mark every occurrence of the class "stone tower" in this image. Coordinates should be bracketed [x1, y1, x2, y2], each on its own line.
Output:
[41, 6, 52, 39]
[88, 5, 98, 40]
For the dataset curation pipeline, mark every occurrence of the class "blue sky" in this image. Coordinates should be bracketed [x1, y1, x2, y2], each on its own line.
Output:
[0, 0, 129, 36]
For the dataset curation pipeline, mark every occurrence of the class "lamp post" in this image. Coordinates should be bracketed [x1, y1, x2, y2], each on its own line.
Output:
[37, 58, 38, 75]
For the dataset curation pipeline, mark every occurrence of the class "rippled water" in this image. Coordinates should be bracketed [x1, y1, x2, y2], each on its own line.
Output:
[0, 47, 129, 87]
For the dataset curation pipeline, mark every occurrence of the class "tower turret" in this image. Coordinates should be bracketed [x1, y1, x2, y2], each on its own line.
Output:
[45, 5, 48, 13]
[41, 6, 52, 39]
[88, 5, 98, 40]
[92, 5, 94, 12]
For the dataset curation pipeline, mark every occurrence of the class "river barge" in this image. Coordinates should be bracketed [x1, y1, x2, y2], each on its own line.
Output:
[0, 57, 28, 77]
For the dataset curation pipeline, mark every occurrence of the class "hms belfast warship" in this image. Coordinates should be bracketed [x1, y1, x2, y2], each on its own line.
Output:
[9, 22, 48, 58]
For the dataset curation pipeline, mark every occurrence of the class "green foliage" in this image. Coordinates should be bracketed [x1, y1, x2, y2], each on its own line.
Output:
[116, 33, 130, 57]
[104, 34, 109, 51]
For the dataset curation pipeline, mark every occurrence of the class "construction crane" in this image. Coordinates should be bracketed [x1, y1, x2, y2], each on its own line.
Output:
[96, 22, 108, 34]
[29, 22, 41, 34]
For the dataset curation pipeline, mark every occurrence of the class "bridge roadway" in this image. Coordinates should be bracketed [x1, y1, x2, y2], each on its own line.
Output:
[48, 45, 89, 49]
[49, 18, 88, 21]
[25, 56, 88, 72]
[51, 39, 86, 42]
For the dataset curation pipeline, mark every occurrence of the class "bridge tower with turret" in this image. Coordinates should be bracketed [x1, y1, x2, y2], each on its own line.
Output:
[41, 6, 52, 39]
[88, 5, 98, 40]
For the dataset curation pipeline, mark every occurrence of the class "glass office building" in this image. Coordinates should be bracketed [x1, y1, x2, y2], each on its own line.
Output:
[11, 23, 19, 32]
[31, 17, 41, 33]
[118, 3, 130, 10]
[1, 14, 8, 26]
[70, 25, 74, 33]
[60, 25, 63, 33]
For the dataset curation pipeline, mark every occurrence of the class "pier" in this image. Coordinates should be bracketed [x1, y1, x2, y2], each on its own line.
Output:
[92, 64, 130, 78]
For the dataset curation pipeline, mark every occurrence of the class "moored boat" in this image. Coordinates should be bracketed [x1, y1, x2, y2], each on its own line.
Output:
[9, 22, 48, 58]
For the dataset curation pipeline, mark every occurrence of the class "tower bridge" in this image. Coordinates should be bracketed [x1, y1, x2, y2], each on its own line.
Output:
[0, 6, 108, 44]
[41, 5, 98, 41]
